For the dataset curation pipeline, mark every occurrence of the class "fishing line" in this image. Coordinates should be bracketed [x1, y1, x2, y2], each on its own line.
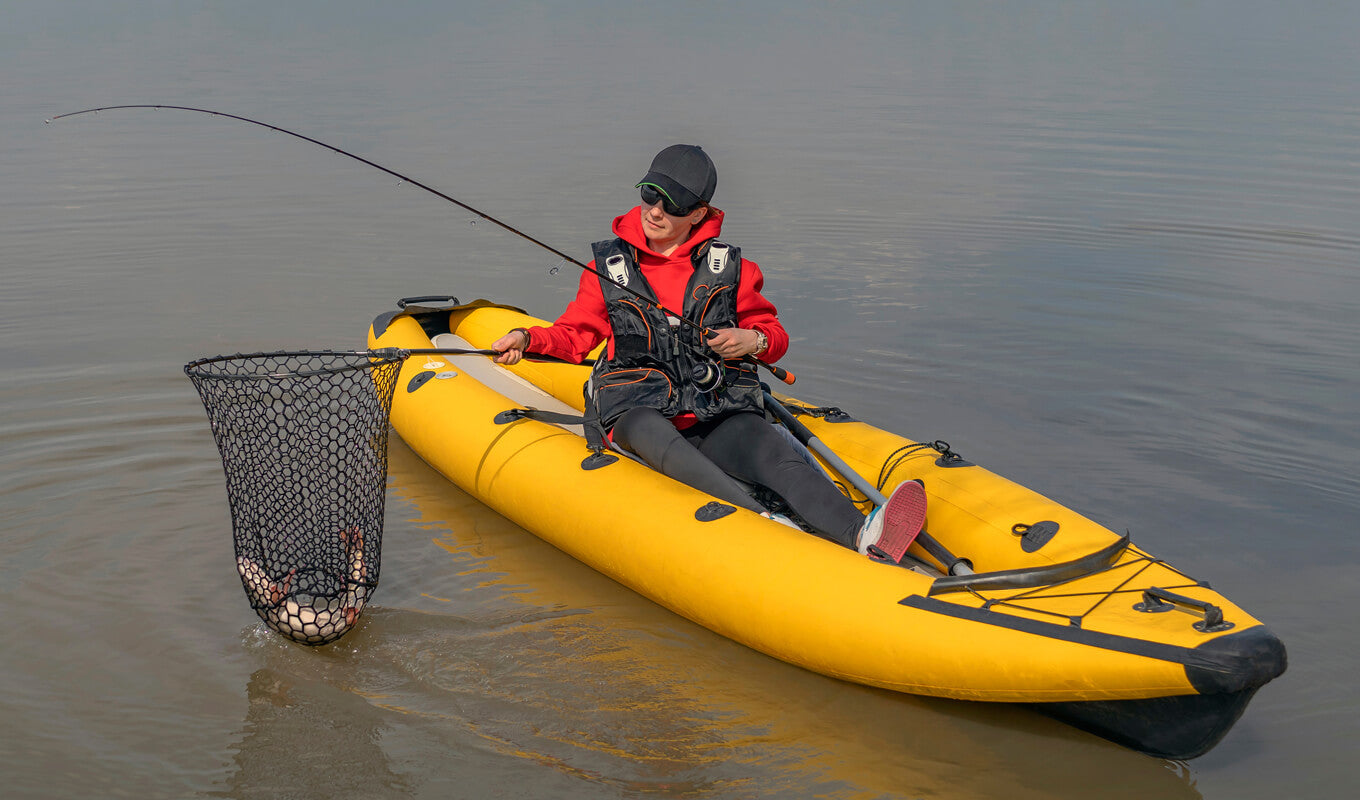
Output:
[48, 104, 794, 384]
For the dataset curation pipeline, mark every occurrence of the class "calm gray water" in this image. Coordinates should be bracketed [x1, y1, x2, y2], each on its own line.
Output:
[3, 2, 1358, 797]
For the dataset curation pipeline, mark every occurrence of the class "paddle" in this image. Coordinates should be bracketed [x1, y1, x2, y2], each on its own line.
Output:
[762, 392, 974, 576]
[397, 347, 593, 367]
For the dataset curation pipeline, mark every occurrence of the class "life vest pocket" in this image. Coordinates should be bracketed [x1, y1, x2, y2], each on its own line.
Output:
[592, 367, 676, 427]
[722, 359, 761, 389]
[617, 300, 656, 351]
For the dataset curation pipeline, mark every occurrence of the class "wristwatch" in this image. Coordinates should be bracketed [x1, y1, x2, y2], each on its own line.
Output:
[752, 328, 769, 356]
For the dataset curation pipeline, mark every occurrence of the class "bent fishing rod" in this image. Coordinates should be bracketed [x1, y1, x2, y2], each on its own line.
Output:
[48, 104, 795, 385]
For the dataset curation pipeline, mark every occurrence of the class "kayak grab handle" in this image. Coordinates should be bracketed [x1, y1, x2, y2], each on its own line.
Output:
[397, 295, 460, 308]
[1134, 587, 1235, 633]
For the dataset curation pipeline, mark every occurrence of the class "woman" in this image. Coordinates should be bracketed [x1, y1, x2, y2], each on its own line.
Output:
[492, 145, 925, 562]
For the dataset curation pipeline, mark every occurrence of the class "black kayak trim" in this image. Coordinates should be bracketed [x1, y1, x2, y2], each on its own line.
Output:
[899, 595, 1286, 695]
[1033, 687, 1266, 760]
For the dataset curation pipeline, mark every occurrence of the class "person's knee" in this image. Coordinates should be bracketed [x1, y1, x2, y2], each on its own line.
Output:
[611, 406, 669, 449]
[721, 413, 795, 459]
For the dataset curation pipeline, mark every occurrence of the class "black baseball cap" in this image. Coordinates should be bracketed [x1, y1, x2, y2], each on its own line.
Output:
[635, 144, 717, 211]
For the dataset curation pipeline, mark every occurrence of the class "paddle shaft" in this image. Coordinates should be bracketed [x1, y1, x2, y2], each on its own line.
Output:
[762, 393, 973, 576]
[398, 347, 593, 367]
[49, 105, 794, 386]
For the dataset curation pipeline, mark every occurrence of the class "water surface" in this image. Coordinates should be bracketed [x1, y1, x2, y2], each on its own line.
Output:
[3, 2, 1357, 797]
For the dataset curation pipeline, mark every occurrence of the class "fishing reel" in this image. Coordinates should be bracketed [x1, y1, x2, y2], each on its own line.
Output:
[690, 357, 727, 393]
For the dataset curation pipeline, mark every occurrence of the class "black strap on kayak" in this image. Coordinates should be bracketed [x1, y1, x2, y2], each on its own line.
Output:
[493, 406, 618, 470]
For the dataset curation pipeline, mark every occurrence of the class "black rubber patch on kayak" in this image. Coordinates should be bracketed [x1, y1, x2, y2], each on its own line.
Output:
[1013, 520, 1060, 552]
[581, 452, 618, 470]
[1181, 625, 1287, 694]
[898, 595, 1286, 692]
[407, 370, 436, 392]
[695, 502, 737, 522]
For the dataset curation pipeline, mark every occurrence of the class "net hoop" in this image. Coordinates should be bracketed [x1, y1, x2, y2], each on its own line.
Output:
[184, 348, 406, 382]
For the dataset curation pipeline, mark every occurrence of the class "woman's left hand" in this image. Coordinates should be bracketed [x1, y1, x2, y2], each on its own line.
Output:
[490, 329, 529, 365]
[705, 327, 762, 359]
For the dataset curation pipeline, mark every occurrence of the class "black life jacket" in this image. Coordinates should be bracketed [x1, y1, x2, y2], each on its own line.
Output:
[586, 237, 764, 429]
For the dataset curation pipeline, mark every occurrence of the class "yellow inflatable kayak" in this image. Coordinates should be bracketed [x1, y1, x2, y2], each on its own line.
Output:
[368, 297, 1285, 759]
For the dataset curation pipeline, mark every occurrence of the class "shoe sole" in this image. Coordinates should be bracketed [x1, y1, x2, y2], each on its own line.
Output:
[875, 481, 927, 564]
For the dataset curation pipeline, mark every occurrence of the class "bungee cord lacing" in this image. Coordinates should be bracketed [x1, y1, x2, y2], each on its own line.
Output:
[958, 540, 1215, 630]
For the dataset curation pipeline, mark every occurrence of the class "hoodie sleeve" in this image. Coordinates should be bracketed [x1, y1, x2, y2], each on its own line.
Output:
[524, 267, 612, 363]
[735, 258, 790, 363]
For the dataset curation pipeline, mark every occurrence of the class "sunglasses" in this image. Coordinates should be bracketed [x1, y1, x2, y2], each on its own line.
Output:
[639, 184, 700, 217]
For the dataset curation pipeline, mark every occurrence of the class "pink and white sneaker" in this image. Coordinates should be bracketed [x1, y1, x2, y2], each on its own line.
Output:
[856, 480, 928, 563]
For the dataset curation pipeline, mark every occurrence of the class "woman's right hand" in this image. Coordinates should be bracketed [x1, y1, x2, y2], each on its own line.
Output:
[491, 329, 530, 365]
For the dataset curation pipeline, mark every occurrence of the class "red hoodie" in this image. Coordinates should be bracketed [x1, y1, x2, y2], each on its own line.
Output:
[525, 206, 790, 365]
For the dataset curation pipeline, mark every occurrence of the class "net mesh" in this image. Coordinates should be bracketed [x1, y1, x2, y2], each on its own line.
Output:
[185, 350, 405, 645]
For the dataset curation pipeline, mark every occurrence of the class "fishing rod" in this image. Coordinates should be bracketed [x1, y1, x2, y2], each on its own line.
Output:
[47, 104, 795, 385]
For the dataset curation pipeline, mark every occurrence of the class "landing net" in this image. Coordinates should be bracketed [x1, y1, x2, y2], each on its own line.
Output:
[185, 350, 404, 645]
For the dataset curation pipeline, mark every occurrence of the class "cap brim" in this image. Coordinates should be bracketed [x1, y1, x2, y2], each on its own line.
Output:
[636, 174, 702, 210]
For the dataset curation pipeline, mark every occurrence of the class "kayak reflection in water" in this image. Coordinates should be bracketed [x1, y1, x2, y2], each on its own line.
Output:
[492, 145, 925, 562]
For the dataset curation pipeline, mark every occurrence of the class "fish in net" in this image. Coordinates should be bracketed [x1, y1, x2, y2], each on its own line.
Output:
[184, 350, 405, 645]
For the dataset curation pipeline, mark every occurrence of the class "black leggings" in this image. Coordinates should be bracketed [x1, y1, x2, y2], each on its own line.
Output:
[610, 407, 865, 548]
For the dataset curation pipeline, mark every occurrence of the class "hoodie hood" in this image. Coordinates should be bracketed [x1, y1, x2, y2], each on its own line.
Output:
[612, 206, 726, 263]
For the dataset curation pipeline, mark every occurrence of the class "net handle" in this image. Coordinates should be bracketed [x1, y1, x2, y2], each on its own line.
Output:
[184, 347, 587, 382]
